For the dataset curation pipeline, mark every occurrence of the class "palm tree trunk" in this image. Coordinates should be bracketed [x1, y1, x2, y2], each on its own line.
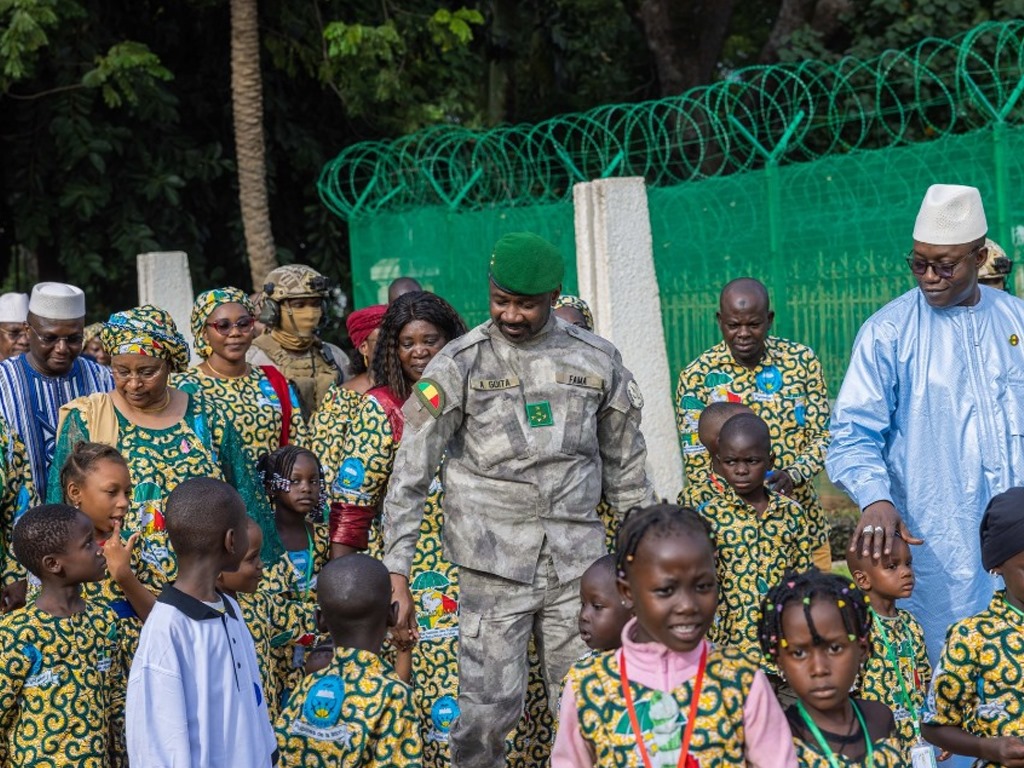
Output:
[230, 0, 277, 289]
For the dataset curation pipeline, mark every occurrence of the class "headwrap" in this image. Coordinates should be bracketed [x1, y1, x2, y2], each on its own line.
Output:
[346, 304, 387, 349]
[83, 323, 104, 343]
[489, 232, 565, 295]
[190, 287, 256, 359]
[101, 305, 190, 373]
[980, 487, 1024, 570]
[554, 295, 595, 331]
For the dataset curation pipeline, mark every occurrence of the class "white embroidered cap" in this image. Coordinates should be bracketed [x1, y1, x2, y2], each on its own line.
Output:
[28, 282, 86, 321]
[0, 293, 29, 323]
[913, 184, 988, 245]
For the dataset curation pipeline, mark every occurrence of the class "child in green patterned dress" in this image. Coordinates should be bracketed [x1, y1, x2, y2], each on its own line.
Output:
[60, 442, 176, 655]
[0, 504, 126, 767]
[218, 517, 317, 722]
[275, 553, 422, 767]
[699, 413, 817, 673]
[759, 569, 904, 767]
[847, 535, 935, 762]
[922, 487, 1024, 766]
[577, 554, 632, 653]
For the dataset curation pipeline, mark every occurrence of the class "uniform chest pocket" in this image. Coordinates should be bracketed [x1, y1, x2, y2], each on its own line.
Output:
[464, 390, 528, 469]
[560, 386, 603, 456]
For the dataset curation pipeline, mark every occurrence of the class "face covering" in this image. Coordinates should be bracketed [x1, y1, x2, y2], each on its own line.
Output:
[272, 304, 322, 350]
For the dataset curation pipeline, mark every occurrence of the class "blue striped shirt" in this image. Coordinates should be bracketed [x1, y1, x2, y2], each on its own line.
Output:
[0, 354, 113, 501]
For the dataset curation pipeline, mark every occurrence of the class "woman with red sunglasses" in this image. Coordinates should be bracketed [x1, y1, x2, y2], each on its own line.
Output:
[172, 288, 306, 465]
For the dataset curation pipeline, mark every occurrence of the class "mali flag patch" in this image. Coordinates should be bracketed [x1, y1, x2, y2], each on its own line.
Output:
[415, 378, 445, 417]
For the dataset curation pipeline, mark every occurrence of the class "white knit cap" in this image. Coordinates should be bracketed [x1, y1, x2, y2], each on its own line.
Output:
[28, 282, 86, 321]
[0, 293, 28, 323]
[913, 184, 988, 245]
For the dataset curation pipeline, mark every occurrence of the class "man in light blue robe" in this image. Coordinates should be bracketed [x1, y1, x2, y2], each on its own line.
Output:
[828, 184, 1024, 667]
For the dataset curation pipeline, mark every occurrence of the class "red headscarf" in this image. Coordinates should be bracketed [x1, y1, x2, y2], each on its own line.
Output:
[345, 304, 387, 349]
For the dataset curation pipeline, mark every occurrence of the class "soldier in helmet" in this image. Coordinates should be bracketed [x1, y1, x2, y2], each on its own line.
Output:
[248, 265, 350, 419]
[978, 238, 1014, 291]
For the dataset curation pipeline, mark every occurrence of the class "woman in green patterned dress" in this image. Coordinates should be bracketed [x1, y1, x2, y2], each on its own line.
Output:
[172, 288, 305, 463]
[313, 303, 387, 497]
[329, 292, 466, 768]
[47, 305, 280, 563]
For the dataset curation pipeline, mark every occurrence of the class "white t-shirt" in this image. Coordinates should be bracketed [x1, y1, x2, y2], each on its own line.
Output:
[126, 586, 277, 767]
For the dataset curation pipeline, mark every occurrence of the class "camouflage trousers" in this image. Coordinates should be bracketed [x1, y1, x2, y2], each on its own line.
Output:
[450, 546, 586, 768]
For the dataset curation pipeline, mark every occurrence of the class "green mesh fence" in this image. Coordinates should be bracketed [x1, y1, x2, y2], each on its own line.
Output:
[321, 20, 1024, 392]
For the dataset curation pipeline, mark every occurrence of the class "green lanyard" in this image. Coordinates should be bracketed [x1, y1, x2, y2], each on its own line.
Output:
[796, 699, 874, 768]
[869, 608, 922, 739]
[1004, 594, 1024, 622]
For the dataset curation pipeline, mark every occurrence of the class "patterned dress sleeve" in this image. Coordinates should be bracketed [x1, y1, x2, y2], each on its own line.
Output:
[675, 362, 711, 490]
[329, 395, 397, 550]
[786, 349, 830, 487]
[922, 621, 974, 727]
[369, 681, 423, 768]
[46, 405, 91, 506]
[0, 619, 25, 765]
[208, 405, 283, 564]
[1, 429, 35, 585]
[286, 383, 307, 448]
[788, 497, 817, 570]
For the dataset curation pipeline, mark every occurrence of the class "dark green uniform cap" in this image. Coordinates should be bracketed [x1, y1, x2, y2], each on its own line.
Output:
[488, 233, 565, 295]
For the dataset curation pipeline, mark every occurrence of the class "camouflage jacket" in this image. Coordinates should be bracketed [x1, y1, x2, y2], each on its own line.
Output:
[382, 315, 655, 584]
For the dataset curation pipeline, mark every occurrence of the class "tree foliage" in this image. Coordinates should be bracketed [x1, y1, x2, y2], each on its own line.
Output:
[1, 0, 1021, 323]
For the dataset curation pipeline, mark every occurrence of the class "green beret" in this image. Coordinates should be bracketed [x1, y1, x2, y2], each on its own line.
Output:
[488, 233, 565, 295]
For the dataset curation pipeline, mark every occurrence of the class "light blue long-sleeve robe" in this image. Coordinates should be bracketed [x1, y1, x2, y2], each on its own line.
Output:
[828, 285, 1024, 667]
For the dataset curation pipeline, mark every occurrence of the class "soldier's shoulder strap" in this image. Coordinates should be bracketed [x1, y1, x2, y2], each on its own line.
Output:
[563, 323, 619, 358]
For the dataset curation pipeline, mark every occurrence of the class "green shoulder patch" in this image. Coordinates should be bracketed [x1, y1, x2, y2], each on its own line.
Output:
[415, 378, 446, 418]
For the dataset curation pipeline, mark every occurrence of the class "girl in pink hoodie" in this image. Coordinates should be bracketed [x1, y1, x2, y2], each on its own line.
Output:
[552, 503, 798, 767]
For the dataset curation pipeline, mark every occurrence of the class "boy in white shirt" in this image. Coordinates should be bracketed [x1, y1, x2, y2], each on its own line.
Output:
[127, 477, 277, 767]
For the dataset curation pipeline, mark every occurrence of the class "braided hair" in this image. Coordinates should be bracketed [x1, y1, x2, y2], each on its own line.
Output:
[615, 503, 716, 577]
[59, 442, 129, 502]
[757, 568, 871, 661]
[371, 292, 467, 401]
[257, 445, 328, 517]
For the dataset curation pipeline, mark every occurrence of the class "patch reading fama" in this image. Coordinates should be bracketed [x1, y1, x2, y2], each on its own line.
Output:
[555, 371, 604, 390]
[415, 378, 446, 417]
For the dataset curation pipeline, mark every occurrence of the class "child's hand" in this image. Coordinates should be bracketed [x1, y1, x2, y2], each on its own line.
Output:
[103, 521, 138, 580]
[936, 750, 952, 761]
[984, 736, 1024, 766]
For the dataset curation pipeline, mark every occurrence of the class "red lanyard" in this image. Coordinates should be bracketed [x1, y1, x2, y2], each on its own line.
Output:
[619, 643, 707, 768]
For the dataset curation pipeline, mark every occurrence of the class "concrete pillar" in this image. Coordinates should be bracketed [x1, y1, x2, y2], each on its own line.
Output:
[573, 177, 684, 500]
[136, 251, 197, 362]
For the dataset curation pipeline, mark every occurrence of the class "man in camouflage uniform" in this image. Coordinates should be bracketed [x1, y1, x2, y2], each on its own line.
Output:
[382, 232, 656, 768]
[248, 264, 349, 419]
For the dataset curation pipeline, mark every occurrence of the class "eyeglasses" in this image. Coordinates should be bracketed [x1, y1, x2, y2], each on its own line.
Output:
[0, 328, 27, 341]
[25, 324, 84, 347]
[205, 316, 256, 335]
[111, 365, 165, 382]
[905, 243, 984, 280]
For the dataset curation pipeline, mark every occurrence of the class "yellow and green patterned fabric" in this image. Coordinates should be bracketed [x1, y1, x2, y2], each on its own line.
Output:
[275, 646, 422, 768]
[858, 608, 930, 761]
[699, 488, 815, 672]
[332, 394, 398, 511]
[237, 589, 317, 723]
[677, 470, 726, 511]
[791, 731, 905, 768]
[0, 602, 126, 768]
[566, 645, 756, 766]
[48, 390, 281, 563]
[310, 385, 365, 500]
[923, 591, 1024, 767]
[261, 522, 330, 700]
[675, 337, 831, 548]
[86, 531, 176, 658]
[0, 421, 35, 586]
[172, 367, 306, 464]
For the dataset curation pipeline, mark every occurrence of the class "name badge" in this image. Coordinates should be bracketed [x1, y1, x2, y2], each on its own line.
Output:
[470, 376, 521, 391]
[555, 371, 604, 390]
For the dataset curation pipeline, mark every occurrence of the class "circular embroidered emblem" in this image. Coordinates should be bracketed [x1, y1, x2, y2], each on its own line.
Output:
[431, 695, 460, 732]
[627, 379, 644, 409]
